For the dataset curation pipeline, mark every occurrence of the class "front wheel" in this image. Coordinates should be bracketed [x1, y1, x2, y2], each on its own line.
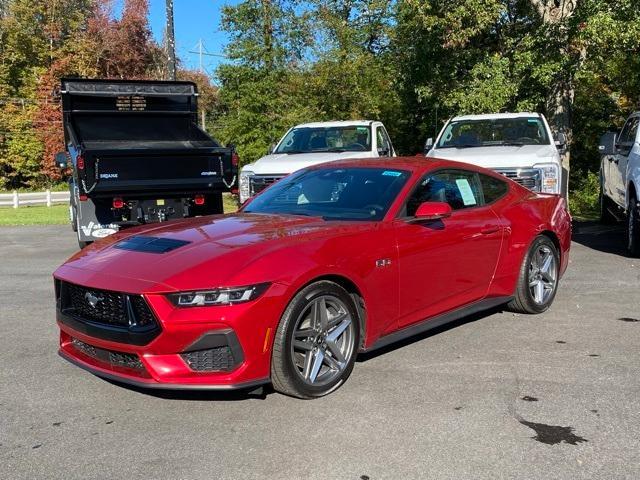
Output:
[508, 235, 560, 314]
[600, 182, 617, 224]
[271, 281, 360, 399]
[627, 195, 640, 257]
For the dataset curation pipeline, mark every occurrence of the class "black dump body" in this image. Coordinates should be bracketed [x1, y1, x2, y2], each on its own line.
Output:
[61, 78, 237, 246]
[62, 78, 236, 195]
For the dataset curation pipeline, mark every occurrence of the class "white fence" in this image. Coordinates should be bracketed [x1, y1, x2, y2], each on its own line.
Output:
[0, 190, 70, 208]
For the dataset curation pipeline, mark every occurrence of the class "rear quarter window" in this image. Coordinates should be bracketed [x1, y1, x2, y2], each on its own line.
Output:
[480, 174, 508, 204]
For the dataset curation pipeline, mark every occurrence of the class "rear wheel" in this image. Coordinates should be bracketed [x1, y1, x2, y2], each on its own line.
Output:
[508, 236, 560, 314]
[627, 194, 640, 257]
[271, 281, 360, 399]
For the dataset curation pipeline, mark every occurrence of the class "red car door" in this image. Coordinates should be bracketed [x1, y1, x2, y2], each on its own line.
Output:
[393, 169, 503, 328]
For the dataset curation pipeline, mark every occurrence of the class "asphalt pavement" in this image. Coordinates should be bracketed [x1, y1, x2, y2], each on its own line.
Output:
[0, 222, 639, 480]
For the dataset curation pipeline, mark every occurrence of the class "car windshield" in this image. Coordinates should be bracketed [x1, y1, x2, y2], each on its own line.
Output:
[243, 167, 410, 221]
[436, 117, 550, 148]
[274, 126, 372, 154]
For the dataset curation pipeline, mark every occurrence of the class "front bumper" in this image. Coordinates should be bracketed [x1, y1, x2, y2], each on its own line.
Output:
[55, 274, 290, 390]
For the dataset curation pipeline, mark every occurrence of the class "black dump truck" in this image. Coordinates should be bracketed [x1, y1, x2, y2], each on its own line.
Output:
[56, 78, 237, 248]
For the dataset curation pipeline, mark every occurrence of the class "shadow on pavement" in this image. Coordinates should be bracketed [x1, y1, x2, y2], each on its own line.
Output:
[571, 220, 628, 256]
[358, 305, 507, 362]
[103, 378, 273, 401]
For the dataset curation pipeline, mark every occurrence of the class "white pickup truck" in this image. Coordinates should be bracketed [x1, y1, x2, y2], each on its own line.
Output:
[599, 112, 640, 256]
[425, 113, 566, 195]
[238, 120, 396, 203]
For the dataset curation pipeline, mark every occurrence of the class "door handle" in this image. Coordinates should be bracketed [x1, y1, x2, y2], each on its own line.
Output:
[480, 227, 500, 235]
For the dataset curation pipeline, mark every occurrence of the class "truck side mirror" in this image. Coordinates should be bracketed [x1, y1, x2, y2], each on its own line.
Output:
[554, 133, 567, 154]
[598, 131, 618, 156]
[424, 138, 433, 154]
[55, 152, 68, 169]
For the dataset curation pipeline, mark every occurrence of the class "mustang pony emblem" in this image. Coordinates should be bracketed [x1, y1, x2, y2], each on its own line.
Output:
[84, 292, 103, 308]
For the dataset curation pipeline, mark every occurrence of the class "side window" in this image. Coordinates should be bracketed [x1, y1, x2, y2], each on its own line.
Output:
[406, 170, 483, 216]
[376, 127, 391, 155]
[479, 174, 508, 204]
[627, 117, 639, 144]
[619, 117, 638, 144]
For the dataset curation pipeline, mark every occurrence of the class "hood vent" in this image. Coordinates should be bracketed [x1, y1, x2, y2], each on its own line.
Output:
[114, 235, 191, 253]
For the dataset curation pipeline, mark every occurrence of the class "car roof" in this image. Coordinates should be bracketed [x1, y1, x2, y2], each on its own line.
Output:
[293, 120, 375, 128]
[451, 112, 541, 121]
[307, 155, 492, 175]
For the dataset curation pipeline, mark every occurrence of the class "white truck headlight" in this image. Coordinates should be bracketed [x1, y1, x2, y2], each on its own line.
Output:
[534, 163, 560, 194]
[167, 283, 270, 307]
[239, 170, 254, 203]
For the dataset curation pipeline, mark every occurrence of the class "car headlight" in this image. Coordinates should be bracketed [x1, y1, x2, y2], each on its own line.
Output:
[167, 283, 270, 307]
[239, 170, 254, 203]
[534, 163, 560, 194]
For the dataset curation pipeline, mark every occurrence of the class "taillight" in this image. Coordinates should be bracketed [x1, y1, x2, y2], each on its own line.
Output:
[194, 194, 205, 206]
[77, 155, 84, 170]
[231, 152, 239, 167]
[112, 197, 124, 209]
[79, 195, 88, 202]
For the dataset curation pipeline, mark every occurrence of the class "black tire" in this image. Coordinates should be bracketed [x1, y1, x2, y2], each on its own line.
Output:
[627, 195, 640, 257]
[508, 235, 560, 314]
[599, 182, 617, 224]
[271, 281, 360, 399]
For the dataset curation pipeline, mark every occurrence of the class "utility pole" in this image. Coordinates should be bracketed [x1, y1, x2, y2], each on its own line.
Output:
[165, 0, 176, 80]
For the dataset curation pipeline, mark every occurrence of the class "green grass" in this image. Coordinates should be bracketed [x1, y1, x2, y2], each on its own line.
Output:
[223, 193, 239, 213]
[0, 194, 238, 226]
[0, 204, 70, 225]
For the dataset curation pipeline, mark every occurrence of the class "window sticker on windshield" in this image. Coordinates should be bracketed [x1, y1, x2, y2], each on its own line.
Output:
[357, 127, 368, 133]
[527, 119, 538, 123]
[455, 178, 477, 206]
[382, 170, 402, 177]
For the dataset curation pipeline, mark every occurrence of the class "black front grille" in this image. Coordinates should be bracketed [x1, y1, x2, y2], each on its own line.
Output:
[181, 347, 235, 372]
[71, 338, 144, 370]
[59, 281, 157, 329]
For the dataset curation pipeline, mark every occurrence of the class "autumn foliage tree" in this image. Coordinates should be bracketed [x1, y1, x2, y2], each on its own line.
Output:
[0, 0, 164, 189]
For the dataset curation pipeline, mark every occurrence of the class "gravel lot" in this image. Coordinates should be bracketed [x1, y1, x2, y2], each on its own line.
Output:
[1, 223, 639, 480]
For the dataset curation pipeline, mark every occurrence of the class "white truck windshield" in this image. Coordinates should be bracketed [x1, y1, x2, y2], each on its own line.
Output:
[275, 126, 372, 154]
[437, 117, 550, 148]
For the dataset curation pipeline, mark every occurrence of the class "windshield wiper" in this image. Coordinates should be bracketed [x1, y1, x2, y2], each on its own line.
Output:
[281, 150, 307, 154]
[325, 148, 348, 153]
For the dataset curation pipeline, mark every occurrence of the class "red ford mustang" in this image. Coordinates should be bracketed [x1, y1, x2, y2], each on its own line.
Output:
[54, 157, 571, 398]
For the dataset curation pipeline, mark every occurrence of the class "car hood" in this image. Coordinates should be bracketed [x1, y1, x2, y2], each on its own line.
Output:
[55, 214, 372, 292]
[245, 151, 373, 175]
[428, 145, 559, 169]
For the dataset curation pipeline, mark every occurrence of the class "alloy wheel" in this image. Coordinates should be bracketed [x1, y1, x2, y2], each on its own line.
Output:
[528, 245, 557, 305]
[290, 295, 356, 387]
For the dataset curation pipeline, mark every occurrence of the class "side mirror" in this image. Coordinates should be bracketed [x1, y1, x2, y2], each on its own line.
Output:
[413, 202, 452, 221]
[424, 137, 434, 154]
[598, 131, 618, 156]
[55, 152, 68, 169]
[554, 132, 567, 154]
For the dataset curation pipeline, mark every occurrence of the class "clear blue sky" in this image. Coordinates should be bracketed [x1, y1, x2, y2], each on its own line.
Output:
[118, 1, 239, 76]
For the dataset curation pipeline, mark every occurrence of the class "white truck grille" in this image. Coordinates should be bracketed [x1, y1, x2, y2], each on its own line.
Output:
[496, 168, 541, 192]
